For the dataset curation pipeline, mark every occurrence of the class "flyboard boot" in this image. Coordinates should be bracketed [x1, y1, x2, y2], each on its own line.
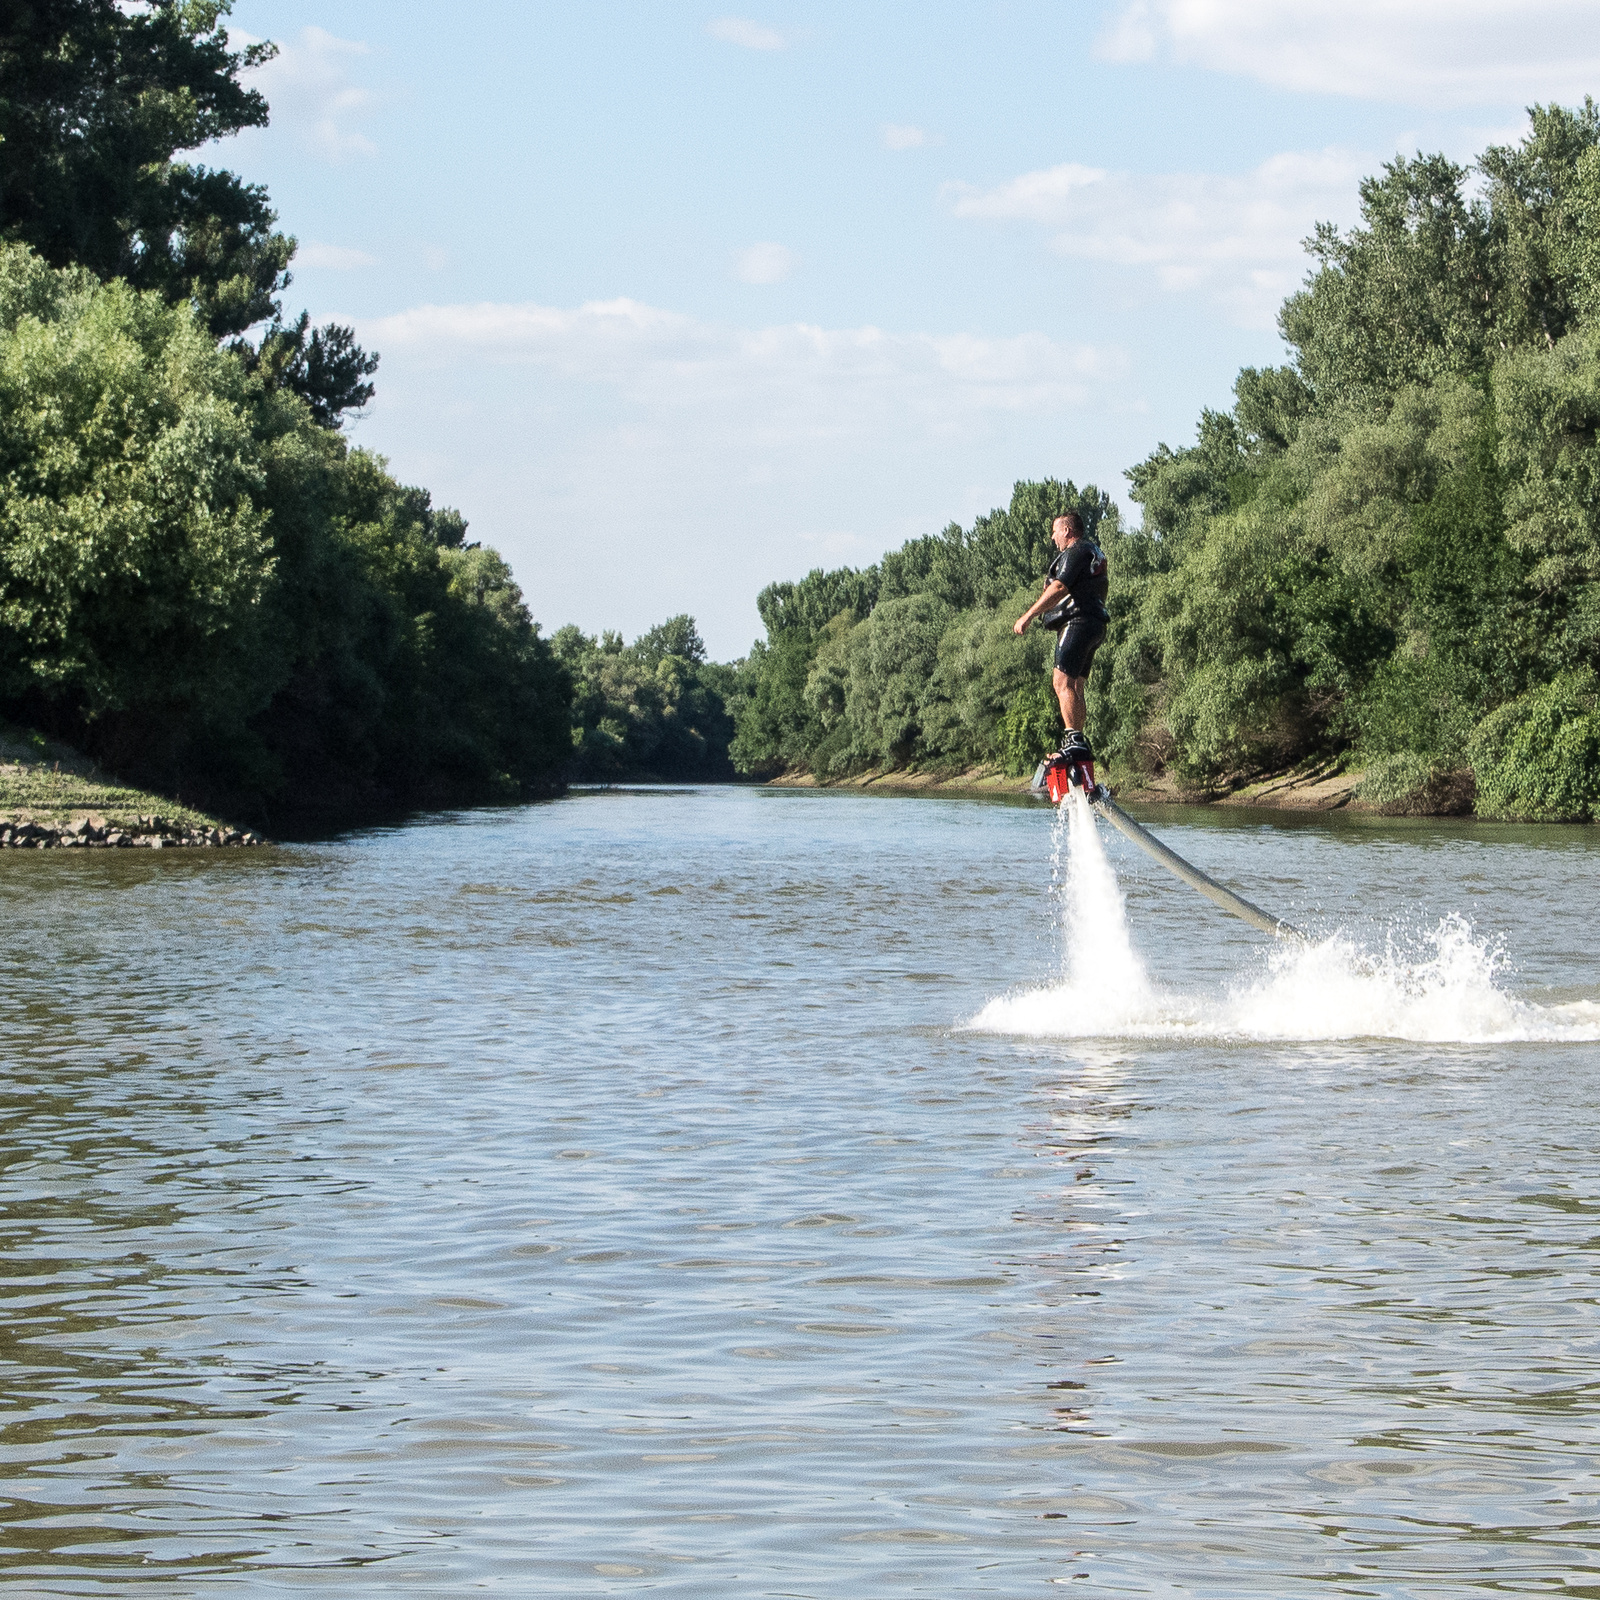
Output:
[1030, 731, 1108, 804]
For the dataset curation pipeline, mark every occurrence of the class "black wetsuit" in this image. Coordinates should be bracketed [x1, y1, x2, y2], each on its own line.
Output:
[1042, 539, 1109, 677]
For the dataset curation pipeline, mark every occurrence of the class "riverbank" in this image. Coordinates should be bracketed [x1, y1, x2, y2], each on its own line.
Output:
[766, 758, 1467, 815]
[0, 723, 263, 848]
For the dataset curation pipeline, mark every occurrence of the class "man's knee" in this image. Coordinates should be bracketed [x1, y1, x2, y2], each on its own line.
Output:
[1052, 668, 1071, 689]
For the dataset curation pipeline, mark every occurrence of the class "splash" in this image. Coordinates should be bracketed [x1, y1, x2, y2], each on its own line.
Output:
[970, 797, 1600, 1045]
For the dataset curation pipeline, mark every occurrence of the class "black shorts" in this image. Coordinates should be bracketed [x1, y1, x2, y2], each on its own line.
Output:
[1054, 618, 1106, 679]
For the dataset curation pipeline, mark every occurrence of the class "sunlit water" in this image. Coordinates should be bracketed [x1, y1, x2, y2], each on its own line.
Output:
[1, 786, 1597, 1596]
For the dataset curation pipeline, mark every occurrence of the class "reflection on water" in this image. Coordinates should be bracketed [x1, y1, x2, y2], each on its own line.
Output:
[0, 788, 1596, 1595]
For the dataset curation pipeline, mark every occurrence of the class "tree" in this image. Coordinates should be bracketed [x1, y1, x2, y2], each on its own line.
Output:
[0, 242, 277, 738]
[0, 0, 284, 333]
[0, 0, 377, 425]
[731, 480, 1118, 776]
[236, 311, 380, 429]
[0, 242, 572, 814]
[632, 613, 706, 666]
[1279, 153, 1493, 406]
[554, 617, 736, 779]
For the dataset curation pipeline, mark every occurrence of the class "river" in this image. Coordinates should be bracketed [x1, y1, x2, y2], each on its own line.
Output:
[1, 785, 1596, 1595]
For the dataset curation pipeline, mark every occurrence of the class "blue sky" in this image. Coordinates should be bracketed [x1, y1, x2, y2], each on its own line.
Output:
[218, 1, 1600, 657]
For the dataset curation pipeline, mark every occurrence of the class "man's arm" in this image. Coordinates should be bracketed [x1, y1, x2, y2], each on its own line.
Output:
[1014, 579, 1067, 636]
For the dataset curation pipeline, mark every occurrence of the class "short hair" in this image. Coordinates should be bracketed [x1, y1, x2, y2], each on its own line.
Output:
[1054, 511, 1083, 536]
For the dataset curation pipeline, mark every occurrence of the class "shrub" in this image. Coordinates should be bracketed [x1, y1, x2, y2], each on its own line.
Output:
[998, 682, 1059, 775]
[1469, 671, 1600, 820]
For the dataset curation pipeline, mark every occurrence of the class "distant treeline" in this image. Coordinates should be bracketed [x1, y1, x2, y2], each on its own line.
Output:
[552, 616, 739, 782]
[729, 480, 1118, 781]
[730, 104, 1600, 821]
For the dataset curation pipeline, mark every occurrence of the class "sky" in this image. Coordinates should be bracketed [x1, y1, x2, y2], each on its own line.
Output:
[214, 0, 1600, 658]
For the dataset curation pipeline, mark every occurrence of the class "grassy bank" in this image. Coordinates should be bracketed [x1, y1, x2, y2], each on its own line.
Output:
[0, 722, 231, 834]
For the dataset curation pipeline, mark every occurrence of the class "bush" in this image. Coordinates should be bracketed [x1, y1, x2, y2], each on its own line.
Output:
[998, 682, 1059, 775]
[1469, 672, 1600, 820]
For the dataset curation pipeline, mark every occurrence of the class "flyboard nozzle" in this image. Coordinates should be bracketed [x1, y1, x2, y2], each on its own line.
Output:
[1031, 753, 1104, 805]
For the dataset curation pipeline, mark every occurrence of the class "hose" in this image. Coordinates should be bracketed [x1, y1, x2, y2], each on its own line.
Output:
[1090, 792, 1306, 943]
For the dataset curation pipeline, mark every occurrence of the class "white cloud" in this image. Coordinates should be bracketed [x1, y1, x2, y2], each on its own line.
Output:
[243, 26, 378, 159]
[1095, 1, 1600, 107]
[946, 162, 1108, 221]
[883, 123, 941, 150]
[358, 298, 1121, 422]
[946, 147, 1369, 327]
[707, 16, 789, 50]
[734, 241, 796, 283]
[296, 241, 378, 270]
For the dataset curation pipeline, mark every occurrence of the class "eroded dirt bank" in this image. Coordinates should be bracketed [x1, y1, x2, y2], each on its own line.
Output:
[765, 760, 1454, 815]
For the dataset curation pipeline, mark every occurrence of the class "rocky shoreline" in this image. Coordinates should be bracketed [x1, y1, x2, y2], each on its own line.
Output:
[0, 813, 265, 850]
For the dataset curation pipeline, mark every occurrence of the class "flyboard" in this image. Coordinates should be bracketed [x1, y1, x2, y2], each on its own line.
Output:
[1031, 752, 1305, 943]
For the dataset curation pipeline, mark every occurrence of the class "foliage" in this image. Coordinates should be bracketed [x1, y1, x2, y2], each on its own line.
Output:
[236, 311, 380, 429]
[552, 616, 734, 780]
[0, 243, 571, 818]
[731, 479, 1114, 777]
[1469, 671, 1600, 820]
[0, 245, 275, 729]
[0, 0, 376, 425]
[997, 682, 1059, 776]
[1105, 104, 1600, 806]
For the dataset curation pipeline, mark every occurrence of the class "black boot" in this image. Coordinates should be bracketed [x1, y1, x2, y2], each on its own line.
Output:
[1058, 728, 1091, 759]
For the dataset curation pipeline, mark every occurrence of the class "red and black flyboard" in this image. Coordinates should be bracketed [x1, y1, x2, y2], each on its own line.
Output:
[1031, 750, 1109, 805]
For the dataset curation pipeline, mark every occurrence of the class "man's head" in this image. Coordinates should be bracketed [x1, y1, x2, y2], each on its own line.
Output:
[1050, 511, 1083, 550]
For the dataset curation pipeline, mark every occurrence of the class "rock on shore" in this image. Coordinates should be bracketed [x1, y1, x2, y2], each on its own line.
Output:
[0, 814, 265, 850]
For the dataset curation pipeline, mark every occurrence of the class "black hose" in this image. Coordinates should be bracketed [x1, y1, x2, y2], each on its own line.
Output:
[1091, 793, 1306, 943]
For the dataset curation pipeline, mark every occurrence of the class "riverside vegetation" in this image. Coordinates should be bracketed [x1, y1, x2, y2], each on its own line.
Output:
[0, 0, 571, 829]
[0, 1, 741, 828]
[729, 104, 1600, 822]
[4, 8, 1600, 827]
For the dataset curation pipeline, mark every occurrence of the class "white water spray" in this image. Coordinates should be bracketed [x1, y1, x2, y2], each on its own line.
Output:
[1041, 790, 1158, 1033]
[971, 797, 1600, 1045]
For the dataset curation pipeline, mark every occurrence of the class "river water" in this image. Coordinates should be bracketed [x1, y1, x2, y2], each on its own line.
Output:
[1, 786, 1597, 1596]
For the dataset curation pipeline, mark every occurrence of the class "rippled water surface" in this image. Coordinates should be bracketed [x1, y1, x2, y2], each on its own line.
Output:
[1, 786, 1598, 1596]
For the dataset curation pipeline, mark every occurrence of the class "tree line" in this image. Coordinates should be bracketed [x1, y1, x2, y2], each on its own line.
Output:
[0, 1, 580, 824]
[728, 104, 1600, 821]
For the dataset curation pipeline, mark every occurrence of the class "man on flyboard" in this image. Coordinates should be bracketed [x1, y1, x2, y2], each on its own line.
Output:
[1014, 511, 1109, 800]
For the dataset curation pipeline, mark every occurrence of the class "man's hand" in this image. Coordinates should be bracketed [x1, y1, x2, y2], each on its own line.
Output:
[1016, 579, 1064, 637]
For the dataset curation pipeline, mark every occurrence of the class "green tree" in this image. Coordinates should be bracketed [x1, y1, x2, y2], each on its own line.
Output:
[0, 243, 277, 744]
[0, 0, 377, 424]
[632, 613, 707, 666]
[554, 617, 735, 780]
[0, 241, 571, 816]
[731, 479, 1117, 777]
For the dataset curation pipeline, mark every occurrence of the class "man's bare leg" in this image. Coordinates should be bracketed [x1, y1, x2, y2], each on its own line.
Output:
[1052, 669, 1086, 733]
